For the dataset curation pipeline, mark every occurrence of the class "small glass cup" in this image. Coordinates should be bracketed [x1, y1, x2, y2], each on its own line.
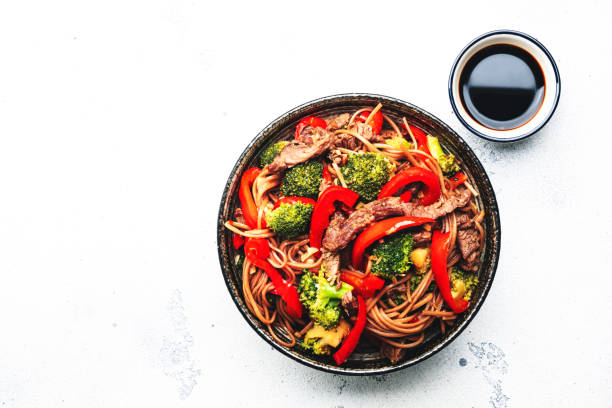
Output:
[449, 30, 561, 142]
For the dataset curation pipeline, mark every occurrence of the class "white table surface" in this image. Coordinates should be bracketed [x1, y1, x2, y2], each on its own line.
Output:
[1, 1, 611, 407]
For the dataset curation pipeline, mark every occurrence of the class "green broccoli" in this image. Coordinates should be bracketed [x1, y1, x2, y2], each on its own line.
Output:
[298, 271, 353, 329]
[385, 136, 413, 151]
[299, 337, 330, 356]
[426, 135, 460, 176]
[370, 231, 414, 280]
[267, 202, 313, 239]
[409, 274, 435, 293]
[298, 320, 351, 356]
[259, 141, 288, 167]
[280, 160, 323, 199]
[341, 152, 392, 202]
[450, 268, 479, 301]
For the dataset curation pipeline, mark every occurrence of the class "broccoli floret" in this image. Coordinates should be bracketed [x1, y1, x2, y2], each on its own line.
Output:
[370, 231, 414, 280]
[341, 152, 392, 202]
[426, 135, 460, 176]
[409, 274, 435, 293]
[385, 136, 413, 151]
[298, 320, 351, 355]
[298, 271, 353, 329]
[280, 160, 323, 199]
[450, 268, 479, 301]
[299, 337, 330, 356]
[437, 154, 460, 176]
[298, 270, 317, 299]
[260, 141, 289, 167]
[267, 202, 313, 239]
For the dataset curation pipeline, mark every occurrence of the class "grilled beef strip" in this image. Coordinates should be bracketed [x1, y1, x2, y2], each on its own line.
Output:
[319, 211, 348, 283]
[322, 197, 404, 252]
[451, 209, 482, 271]
[322, 187, 472, 253]
[402, 186, 471, 218]
[331, 132, 358, 151]
[267, 127, 333, 173]
[321, 250, 341, 284]
[342, 291, 359, 317]
[325, 113, 350, 131]
[457, 224, 481, 271]
[352, 122, 385, 143]
[454, 211, 473, 229]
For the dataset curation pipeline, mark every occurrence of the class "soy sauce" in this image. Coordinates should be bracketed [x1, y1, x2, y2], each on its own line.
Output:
[459, 44, 545, 130]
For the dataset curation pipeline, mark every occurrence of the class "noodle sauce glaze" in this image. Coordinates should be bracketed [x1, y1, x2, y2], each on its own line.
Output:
[459, 44, 545, 131]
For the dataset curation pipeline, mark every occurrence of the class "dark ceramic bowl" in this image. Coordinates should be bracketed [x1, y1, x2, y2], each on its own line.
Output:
[217, 93, 500, 375]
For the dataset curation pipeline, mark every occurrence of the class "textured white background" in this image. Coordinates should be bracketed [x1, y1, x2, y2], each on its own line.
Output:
[1, 0, 611, 407]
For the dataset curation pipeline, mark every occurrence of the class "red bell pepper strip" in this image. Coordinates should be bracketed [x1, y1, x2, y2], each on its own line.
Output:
[295, 116, 327, 140]
[449, 172, 468, 190]
[309, 186, 359, 249]
[322, 163, 332, 183]
[340, 272, 384, 298]
[272, 196, 316, 210]
[244, 235, 270, 258]
[403, 123, 430, 155]
[356, 110, 383, 135]
[244, 238, 303, 319]
[352, 216, 435, 269]
[399, 190, 412, 203]
[239, 167, 265, 229]
[378, 167, 441, 206]
[333, 295, 366, 365]
[431, 230, 469, 314]
[232, 234, 245, 249]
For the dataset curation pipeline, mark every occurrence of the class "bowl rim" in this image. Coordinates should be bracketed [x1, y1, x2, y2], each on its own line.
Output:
[448, 29, 561, 143]
[216, 93, 501, 375]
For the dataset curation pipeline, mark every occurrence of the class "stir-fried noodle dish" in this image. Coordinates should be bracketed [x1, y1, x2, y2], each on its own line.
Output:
[224, 103, 485, 365]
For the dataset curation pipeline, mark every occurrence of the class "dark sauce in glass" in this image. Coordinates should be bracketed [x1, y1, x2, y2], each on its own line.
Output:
[459, 44, 545, 130]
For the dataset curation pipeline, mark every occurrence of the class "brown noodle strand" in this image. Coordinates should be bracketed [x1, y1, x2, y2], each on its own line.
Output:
[383, 114, 404, 139]
[374, 332, 425, 348]
[349, 108, 370, 125]
[364, 103, 383, 126]
[400, 117, 417, 147]
[332, 161, 348, 188]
